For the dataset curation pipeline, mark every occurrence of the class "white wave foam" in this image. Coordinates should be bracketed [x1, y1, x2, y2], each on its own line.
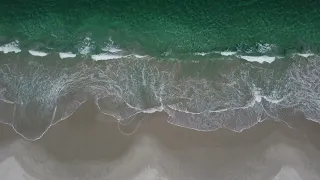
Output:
[295, 53, 314, 58]
[79, 46, 92, 55]
[195, 51, 238, 56]
[59, 52, 76, 59]
[102, 45, 122, 53]
[101, 37, 122, 53]
[257, 43, 274, 53]
[239, 55, 276, 63]
[194, 52, 209, 56]
[28, 50, 48, 57]
[91, 53, 124, 61]
[78, 37, 94, 55]
[253, 88, 262, 103]
[220, 51, 237, 56]
[142, 106, 164, 114]
[91, 53, 146, 61]
[131, 54, 147, 58]
[0, 41, 21, 54]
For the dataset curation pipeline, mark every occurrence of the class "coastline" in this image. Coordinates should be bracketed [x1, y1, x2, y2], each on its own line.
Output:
[0, 101, 320, 179]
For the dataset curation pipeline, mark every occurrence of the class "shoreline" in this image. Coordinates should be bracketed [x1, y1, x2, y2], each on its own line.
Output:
[0, 100, 320, 179]
[0, 53, 320, 140]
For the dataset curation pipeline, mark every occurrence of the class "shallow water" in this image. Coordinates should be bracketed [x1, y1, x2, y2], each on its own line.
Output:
[0, 53, 319, 140]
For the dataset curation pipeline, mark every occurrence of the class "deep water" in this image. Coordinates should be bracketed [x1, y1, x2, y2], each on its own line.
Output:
[0, 0, 320, 56]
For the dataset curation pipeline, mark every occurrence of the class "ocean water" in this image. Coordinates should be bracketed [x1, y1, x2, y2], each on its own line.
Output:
[1, 0, 320, 56]
[0, 0, 320, 141]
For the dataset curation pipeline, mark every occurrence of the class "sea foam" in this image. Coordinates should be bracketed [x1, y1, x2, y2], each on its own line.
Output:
[195, 51, 237, 57]
[28, 50, 48, 57]
[257, 43, 274, 53]
[220, 51, 237, 56]
[102, 45, 122, 53]
[59, 52, 76, 59]
[102, 37, 123, 53]
[0, 41, 21, 54]
[91, 53, 124, 61]
[78, 37, 94, 55]
[239, 55, 276, 63]
[296, 53, 314, 58]
[194, 52, 209, 56]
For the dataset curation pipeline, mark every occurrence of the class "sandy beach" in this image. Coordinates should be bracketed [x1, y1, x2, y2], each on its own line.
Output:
[0, 101, 320, 180]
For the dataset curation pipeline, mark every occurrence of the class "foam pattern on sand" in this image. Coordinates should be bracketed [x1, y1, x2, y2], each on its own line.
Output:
[0, 55, 320, 139]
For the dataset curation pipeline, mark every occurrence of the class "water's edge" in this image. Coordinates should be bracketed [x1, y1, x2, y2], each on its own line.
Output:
[0, 52, 318, 140]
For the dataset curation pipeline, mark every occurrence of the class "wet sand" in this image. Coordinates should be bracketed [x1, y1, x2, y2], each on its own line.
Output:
[0, 101, 320, 180]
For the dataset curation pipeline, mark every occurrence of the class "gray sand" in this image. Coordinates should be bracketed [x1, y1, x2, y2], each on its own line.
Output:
[0, 102, 320, 180]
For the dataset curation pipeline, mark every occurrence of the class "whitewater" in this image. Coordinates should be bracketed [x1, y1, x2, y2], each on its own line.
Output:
[0, 39, 319, 140]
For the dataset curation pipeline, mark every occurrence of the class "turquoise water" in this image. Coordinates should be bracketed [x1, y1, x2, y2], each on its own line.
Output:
[1, 0, 320, 56]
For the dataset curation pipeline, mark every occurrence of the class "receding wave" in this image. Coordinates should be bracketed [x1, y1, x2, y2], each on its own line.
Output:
[0, 54, 319, 140]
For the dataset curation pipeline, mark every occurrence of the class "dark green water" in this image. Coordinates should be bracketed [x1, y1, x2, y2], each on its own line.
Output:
[1, 0, 320, 56]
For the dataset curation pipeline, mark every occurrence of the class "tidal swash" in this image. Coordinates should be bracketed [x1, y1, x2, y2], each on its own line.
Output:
[0, 0, 320, 141]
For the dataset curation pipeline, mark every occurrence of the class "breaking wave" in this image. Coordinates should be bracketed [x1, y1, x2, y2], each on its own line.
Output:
[0, 54, 319, 140]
